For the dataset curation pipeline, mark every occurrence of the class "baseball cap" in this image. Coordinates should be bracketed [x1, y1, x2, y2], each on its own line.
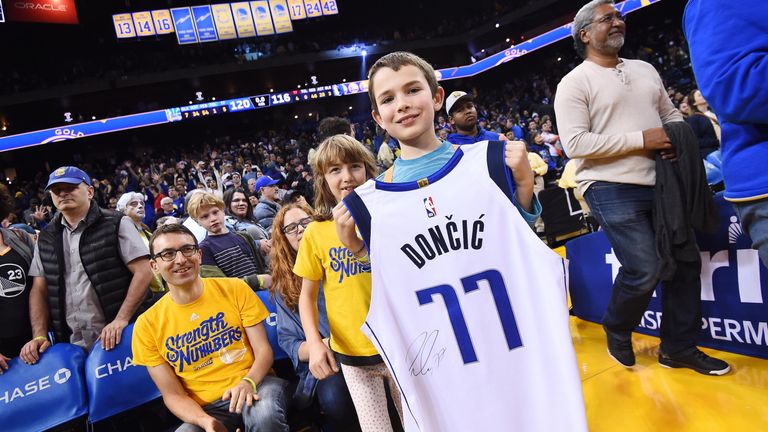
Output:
[46, 166, 91, 191]
[445, 91, 474, 115]
[255, 175, 280, 190]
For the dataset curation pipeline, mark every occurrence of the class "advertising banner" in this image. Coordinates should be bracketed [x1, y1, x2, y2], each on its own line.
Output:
[566, 194, 768, 358]
[5, 0, 78, 24]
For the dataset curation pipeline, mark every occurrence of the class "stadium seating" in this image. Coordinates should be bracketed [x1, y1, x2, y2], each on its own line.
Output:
[84, 323, 162, 423]
[0, 343, 88, 432]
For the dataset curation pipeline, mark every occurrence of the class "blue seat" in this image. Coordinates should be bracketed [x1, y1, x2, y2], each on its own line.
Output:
[85, 323, 161, 423]
[256, 290, 289, 360]
[0, 343, 88, 432]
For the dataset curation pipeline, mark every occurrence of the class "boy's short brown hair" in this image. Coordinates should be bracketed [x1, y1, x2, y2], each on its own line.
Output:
[186, 191, 224, 220]
[367, 51, 439, 114]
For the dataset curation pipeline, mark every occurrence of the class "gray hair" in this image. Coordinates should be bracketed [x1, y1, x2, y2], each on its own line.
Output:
[572, 0, 615, 59]
[116, 192, 145, 211]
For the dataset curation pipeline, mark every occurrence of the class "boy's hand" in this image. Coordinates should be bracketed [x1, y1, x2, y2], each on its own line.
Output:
[505, 141, 535, 212]
[333, 201, 364, 256]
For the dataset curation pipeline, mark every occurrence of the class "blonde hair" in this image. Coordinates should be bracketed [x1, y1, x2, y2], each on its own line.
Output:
[187, 191, 224, 220]
[311, 134, 379, 221]
[269, 203, 315, 311]
[367, 51, 440, 114]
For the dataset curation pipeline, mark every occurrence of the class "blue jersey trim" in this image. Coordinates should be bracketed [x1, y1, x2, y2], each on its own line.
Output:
[374, 146, 465, 192]
[486, 140, 516, 205]
[342, 190, 372, 251]
[363, 321, 421, 431]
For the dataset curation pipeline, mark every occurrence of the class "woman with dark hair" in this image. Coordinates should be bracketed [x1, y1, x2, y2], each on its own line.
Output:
[0, 184, 35, 370]
[686, 89, 720, 159]
[223, 187, 271, 263]
[269, 203, 360, 431]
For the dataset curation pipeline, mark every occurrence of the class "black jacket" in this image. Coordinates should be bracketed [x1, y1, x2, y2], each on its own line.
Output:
[686, 114, 719, 159]
[654, 122, 719, 280]
[37, 201, 149, 342]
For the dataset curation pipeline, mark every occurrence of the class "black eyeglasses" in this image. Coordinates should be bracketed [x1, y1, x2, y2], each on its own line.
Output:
[584, 12, 625, 29]
[153, 244, 199, 262]
[282, 217, 312, 235]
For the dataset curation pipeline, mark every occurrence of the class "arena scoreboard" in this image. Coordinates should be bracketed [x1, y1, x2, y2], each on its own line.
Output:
[113, 1, 339, 44]
[164, 85, 335, 121]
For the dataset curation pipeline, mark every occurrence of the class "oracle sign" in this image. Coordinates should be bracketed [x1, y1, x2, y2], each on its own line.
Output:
[6, 0, 79, 24]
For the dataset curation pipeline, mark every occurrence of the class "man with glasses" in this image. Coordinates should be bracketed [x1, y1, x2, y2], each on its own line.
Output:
[21, 166, 154, 365]
[554, 0, 729, 375]
[132, 223, 289, 432]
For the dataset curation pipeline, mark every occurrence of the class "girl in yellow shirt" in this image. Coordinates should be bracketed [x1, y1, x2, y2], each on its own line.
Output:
[294, 134, 403, 431]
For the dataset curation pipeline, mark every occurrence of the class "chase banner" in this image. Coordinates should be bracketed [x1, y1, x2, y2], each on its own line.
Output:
[567, 194, 768, 359]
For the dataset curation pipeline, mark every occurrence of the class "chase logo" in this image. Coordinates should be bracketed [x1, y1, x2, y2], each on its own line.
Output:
[0, 367, 72, 404]
[53, 368, 71, 384]
[424, 197, 437, 218]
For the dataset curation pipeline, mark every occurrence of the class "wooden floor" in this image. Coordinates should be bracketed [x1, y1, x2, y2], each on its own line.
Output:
[552, 246, 768, 431]
[572, 309, 768, 431]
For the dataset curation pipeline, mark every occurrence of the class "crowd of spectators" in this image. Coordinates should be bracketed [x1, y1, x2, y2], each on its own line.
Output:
[2, 14, 708, 237]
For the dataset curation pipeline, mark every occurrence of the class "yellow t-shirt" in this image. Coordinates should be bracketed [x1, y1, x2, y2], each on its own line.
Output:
[132, 278, 268, 406]
[293, 220, 379, 359]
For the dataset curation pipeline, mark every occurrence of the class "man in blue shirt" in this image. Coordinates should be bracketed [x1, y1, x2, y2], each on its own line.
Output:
[684, 0, 768, 268]
[445, 91, 508, 144]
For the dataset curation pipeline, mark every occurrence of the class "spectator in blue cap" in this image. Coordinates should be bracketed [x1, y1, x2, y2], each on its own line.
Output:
[20, 166, 154, 364]
[445, 90, 509, 144]
[253, 175, 282, 232]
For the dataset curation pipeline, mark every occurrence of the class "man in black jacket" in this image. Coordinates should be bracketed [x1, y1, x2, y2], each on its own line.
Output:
[20, 166, 153, 364]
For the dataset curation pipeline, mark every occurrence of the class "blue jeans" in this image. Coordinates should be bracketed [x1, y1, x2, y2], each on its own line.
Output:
[585, 182, 701, 355]
[315, 371, 362, 432]
[176, 375, 289, 432]
[735, 197, 768, 268]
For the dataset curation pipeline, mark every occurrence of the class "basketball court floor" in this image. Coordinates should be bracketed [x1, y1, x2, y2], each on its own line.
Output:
[555, 242, 768, 432]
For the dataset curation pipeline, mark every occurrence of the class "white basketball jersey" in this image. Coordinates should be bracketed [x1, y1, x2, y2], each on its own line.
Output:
[344, 141, 587, 432]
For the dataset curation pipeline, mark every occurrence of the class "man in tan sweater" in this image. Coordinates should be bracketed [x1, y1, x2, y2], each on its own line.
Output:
[554, 0, 729, 376]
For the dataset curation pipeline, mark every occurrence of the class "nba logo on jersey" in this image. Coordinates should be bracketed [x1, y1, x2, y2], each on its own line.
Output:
[423, 197, 437, 218]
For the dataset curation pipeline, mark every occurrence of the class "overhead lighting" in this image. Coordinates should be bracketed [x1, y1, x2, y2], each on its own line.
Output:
[212, 97, 216, 101]
[506, 38, 510, 43]
[294, 115, 299, 119]
[495, 23, 500, 28]
[361, 49, 367, 57]
[348, 106, 353, 110]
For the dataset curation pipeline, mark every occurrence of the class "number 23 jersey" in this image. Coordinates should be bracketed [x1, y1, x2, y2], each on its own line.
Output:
[344, 141, 587, 432]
